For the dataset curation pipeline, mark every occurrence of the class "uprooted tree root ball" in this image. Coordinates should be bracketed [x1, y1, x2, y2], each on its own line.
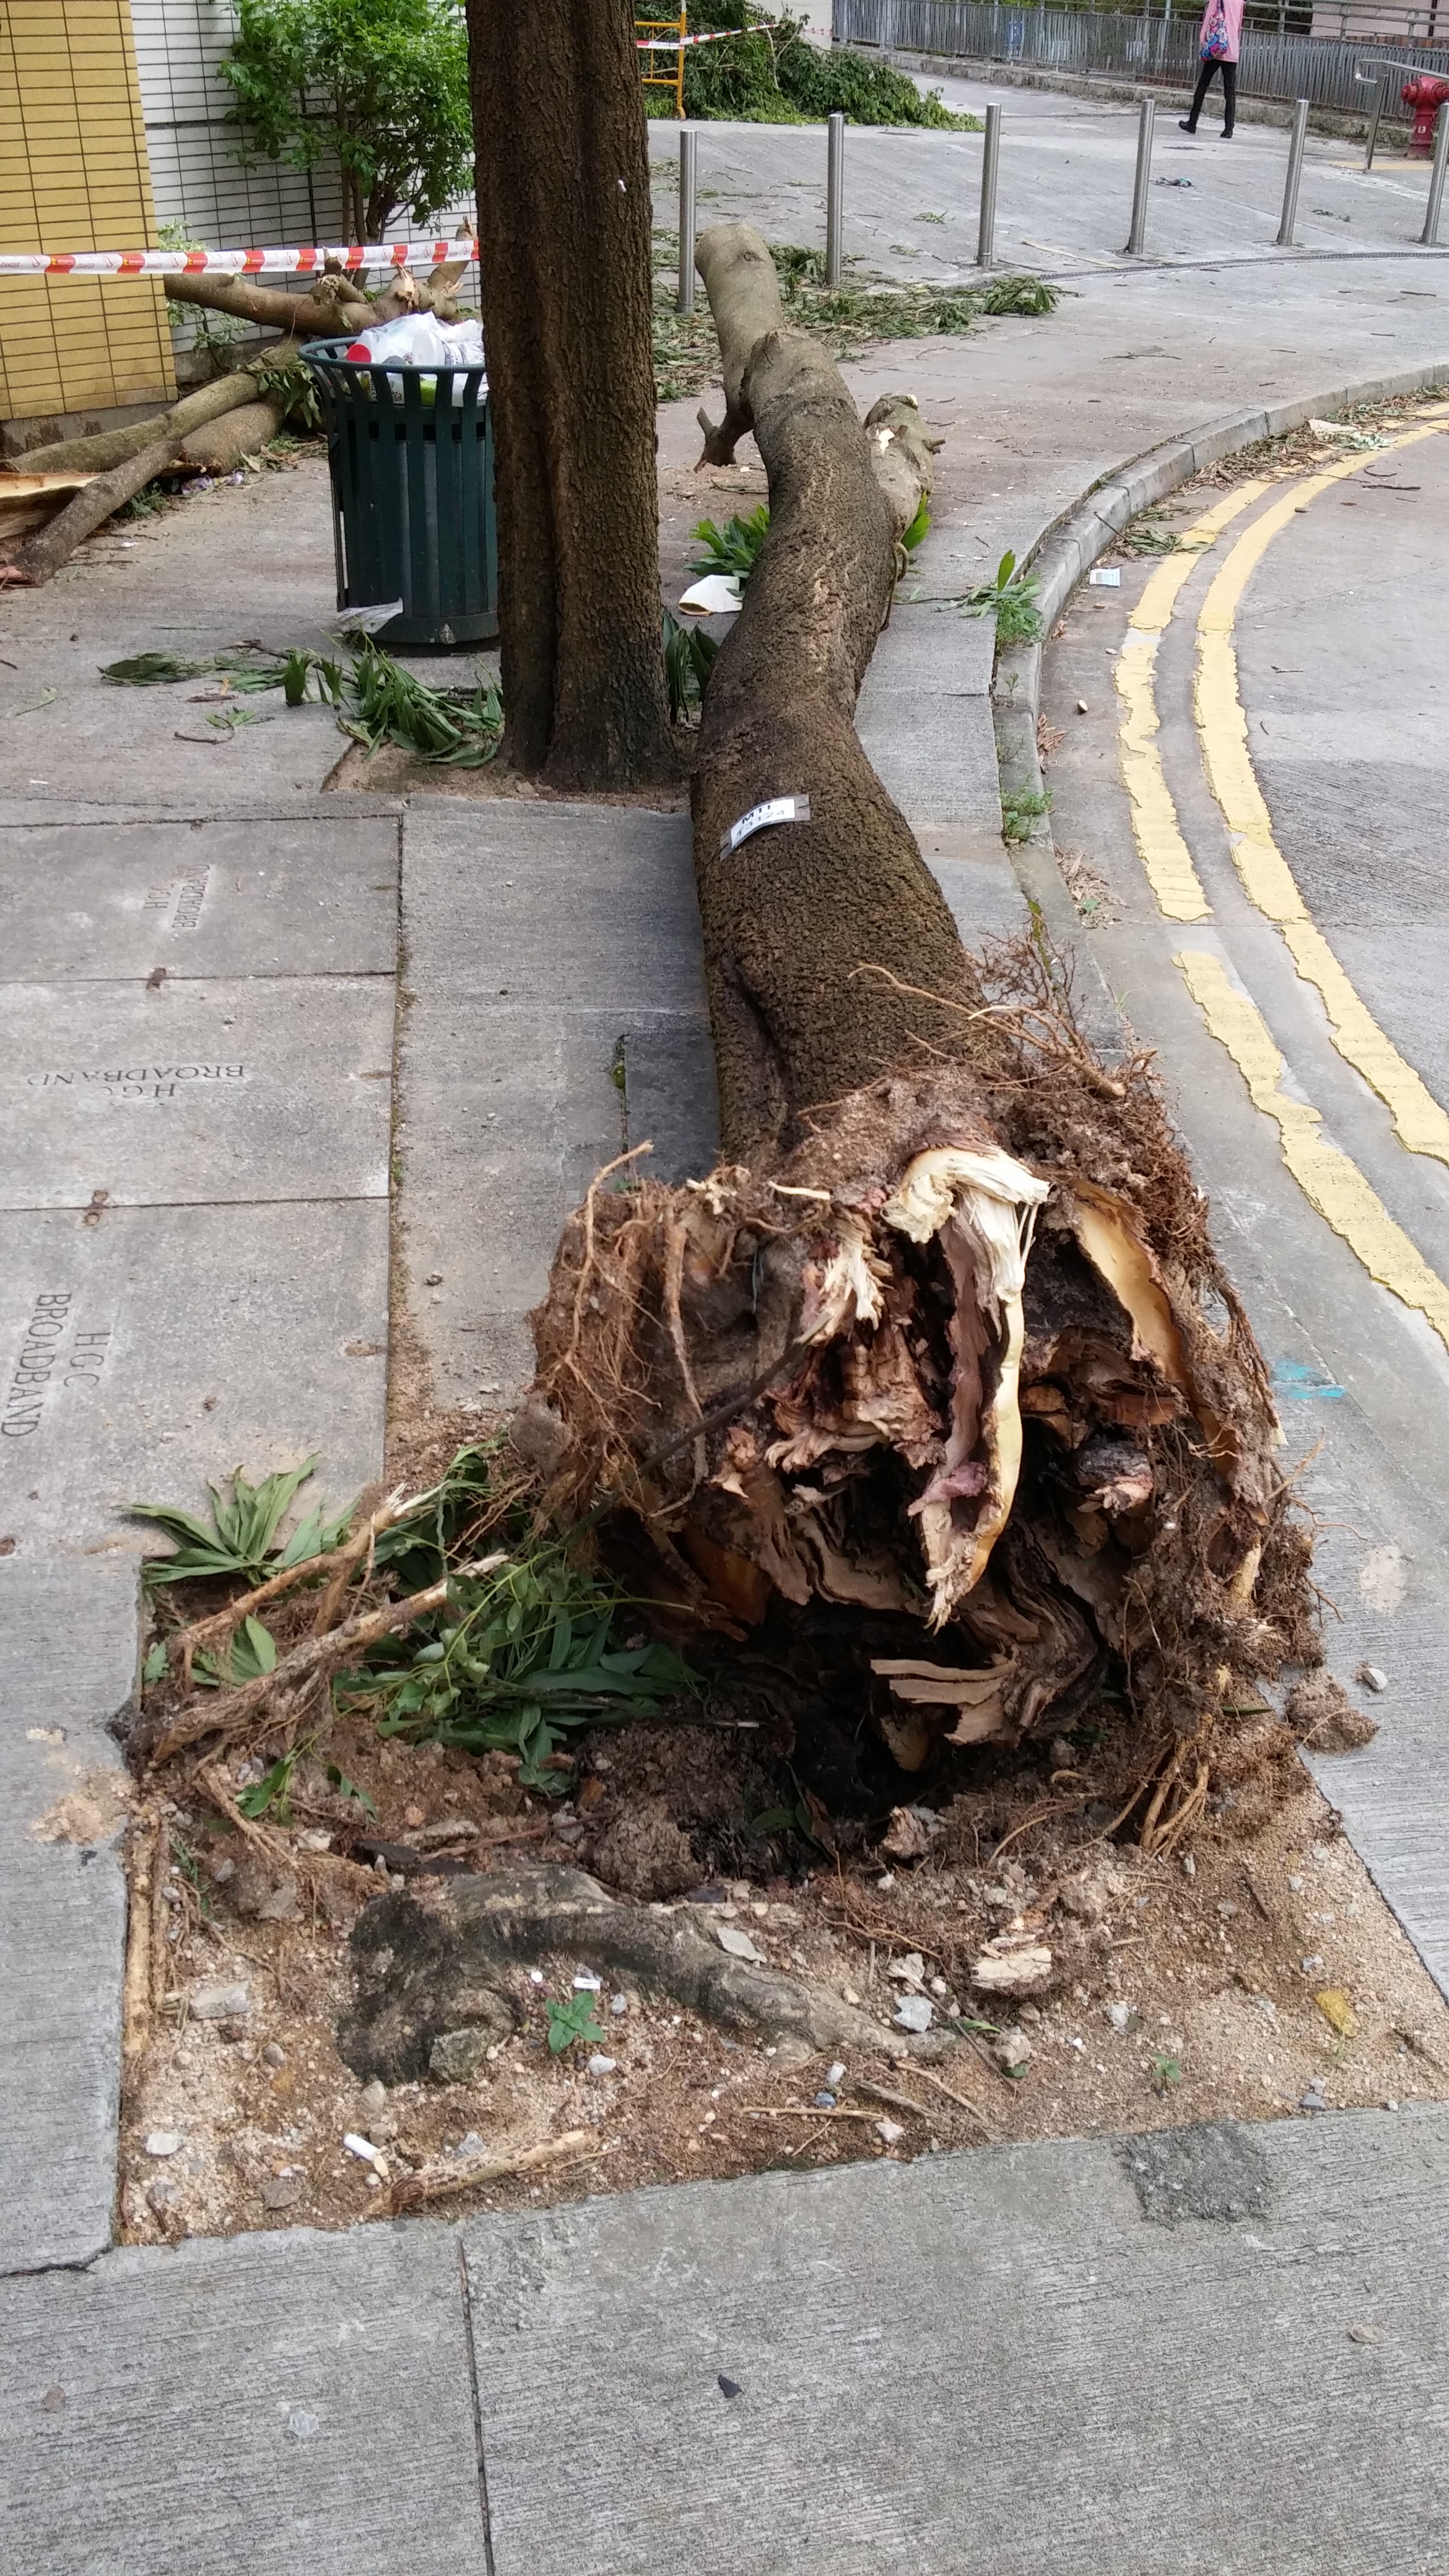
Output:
[522, 936, 1318, 1857]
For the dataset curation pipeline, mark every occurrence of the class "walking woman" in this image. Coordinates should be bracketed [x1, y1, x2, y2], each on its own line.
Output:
[1180, 0, 1243, 136]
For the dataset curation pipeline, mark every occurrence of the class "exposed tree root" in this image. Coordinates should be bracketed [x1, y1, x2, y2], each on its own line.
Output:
[339, 1864, 951, 2082]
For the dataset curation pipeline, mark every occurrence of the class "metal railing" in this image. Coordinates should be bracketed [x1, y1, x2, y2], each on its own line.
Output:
[834, 0, 1449, 114]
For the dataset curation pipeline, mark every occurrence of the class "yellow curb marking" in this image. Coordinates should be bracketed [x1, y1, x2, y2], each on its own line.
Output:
[1114, 481, 1268, 921]
[1177, 949, 1449, 1354]
[1194, 419, 1449, 1165]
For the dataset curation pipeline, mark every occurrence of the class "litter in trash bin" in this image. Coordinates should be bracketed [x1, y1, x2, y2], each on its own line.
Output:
[343, 314, 487, 402]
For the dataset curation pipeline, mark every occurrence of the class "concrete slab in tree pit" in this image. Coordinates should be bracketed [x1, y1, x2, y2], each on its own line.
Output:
[463, 2110, 1449, 2576]
[0, 1554, 137, 2275]
[0, 2222, 490, 2575]
[0, 1200, 388, 1551]
[1, 978, 396, 1209]
[0, 817, 399, 982]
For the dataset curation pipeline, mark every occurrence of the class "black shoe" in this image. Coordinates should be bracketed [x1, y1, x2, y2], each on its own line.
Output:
[1222, 126, 1235, 138]
[1178, 118, 1197, 132]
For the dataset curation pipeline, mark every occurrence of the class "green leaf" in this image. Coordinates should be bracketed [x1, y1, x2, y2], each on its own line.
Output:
[687, 505, 770, 587]
[545, 1993, 607, 2054]
[236, 1751, 296, 1821]
[129, 1499, 228, 1552]
[231, 1616, 277, 1681]
[326, 1762, 378, 1818]
[900, 494, 931, 554]
[142, 1640, 168, 1685]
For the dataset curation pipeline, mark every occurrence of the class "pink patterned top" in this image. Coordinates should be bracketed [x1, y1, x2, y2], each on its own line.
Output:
[1199, 0, 1245, 62]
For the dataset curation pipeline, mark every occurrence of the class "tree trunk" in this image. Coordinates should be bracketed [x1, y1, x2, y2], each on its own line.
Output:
[10, 437, 179, 585]
[11, 370, 266, 479]
[523, 223, 1311, 1839]
[465, 0, 677, 788]
[691, 224, 975, 1161]
[178, 398, 284, 471]
[162, 271, 373, 339]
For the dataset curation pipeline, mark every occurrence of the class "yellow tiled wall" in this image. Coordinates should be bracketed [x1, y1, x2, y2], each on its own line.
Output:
[0, 1, 175, 427]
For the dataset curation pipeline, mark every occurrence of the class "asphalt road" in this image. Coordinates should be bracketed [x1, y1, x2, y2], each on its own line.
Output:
[1040, 404, 1449, 1989]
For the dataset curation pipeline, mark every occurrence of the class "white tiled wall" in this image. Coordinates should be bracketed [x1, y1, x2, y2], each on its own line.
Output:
[129, 0, 474, 250]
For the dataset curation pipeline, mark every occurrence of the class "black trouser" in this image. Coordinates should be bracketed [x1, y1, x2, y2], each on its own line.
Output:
[1185, 57, 1237, 131]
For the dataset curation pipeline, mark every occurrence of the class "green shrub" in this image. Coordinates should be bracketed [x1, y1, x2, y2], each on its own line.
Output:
[666, 2, 977, 128]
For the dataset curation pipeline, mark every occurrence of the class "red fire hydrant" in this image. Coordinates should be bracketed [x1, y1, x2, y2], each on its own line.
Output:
[1403, 72, 1449, 155]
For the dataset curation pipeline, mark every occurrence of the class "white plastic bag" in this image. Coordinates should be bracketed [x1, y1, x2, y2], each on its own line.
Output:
[344, 313, 487, 401]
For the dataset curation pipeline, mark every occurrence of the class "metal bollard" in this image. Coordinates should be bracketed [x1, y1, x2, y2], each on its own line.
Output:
[677, 126, 697, 315]
[1126, 96, 1155, 256]
[1424, 98, 1449, 246]
[977, 103, 1001, 270]
[1365, 72, 1388, 172]
[825, 111, 845, 287]
[1276, 97, 1310, 247]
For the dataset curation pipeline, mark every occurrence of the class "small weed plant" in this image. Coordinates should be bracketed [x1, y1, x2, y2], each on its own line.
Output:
[545, 1993, 608, 2055]
[131, 1455, 345, 1586]
[957, 550, 1045, 647]
[1000, 785, 1052, 845]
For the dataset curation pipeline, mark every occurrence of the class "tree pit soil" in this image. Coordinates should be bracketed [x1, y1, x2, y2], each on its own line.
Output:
[119, 1696, 1449, 2251]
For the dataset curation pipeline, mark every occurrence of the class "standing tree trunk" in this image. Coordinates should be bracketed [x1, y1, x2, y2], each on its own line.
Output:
[466, 0, 677, 788]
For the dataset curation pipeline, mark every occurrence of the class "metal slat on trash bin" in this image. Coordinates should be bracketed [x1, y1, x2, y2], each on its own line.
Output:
[301, 336, 498, 648]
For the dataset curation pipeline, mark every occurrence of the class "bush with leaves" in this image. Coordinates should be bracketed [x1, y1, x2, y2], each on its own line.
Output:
[220, 0, 472, 241]
[673, 1, 974, 128]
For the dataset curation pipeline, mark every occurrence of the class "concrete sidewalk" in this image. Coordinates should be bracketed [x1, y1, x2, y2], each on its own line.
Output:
[2, 108, 1448, 2567]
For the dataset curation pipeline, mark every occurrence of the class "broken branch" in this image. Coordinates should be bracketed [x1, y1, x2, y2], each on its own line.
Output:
[141, 1553, 507, 1765]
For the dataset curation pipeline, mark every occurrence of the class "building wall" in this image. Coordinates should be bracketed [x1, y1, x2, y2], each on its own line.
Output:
[129, 0, 344, 245]
[129, 0, 475, 250]
[0, 0, 175, 427]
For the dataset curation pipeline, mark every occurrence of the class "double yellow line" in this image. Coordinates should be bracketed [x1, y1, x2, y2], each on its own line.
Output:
[1113, 412, 1449, 1351]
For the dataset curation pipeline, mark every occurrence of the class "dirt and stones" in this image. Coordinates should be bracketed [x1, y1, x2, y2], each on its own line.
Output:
[118, 1692, 1449, 2253]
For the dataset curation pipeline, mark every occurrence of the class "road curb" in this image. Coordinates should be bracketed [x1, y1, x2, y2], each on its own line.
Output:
[988, 354, 1449, 1042]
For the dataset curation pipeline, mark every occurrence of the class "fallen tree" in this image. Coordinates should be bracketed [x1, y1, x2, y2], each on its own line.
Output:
[523, 221, 1315, 1844]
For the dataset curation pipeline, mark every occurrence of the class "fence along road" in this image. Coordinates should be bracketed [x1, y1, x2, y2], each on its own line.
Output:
[835, 0, 1449, 117]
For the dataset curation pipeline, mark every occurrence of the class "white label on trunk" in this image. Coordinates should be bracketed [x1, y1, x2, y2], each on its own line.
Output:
[722, 794, 811, 856]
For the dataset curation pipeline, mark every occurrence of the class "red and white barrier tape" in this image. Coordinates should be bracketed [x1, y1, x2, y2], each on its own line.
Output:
[0, 240, 480, 277]
[0, 28, 752, 275]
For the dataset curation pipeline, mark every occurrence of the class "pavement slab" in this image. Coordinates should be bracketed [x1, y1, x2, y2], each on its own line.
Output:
[398, 801, 711, 1404]
[396, 799, 1033, 1405]
[2, 977, 395, 1209]
[0, 816, 399, 982]
[0, 2221, 489, 2575]
[0, 1555, 137, 2276]
[462, 2109, 1449, 2576]
[0, 1201, 388, 1550]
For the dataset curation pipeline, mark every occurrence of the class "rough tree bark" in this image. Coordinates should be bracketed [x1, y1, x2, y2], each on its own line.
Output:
[523, 223, 1313, 1840]
[690, 224, 975, 1156]
[465, 0, 676, 788]
[11, 370, 269, 479]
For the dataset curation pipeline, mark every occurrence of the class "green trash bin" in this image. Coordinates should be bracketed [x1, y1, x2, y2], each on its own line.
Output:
[301, 335, 498, 648]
